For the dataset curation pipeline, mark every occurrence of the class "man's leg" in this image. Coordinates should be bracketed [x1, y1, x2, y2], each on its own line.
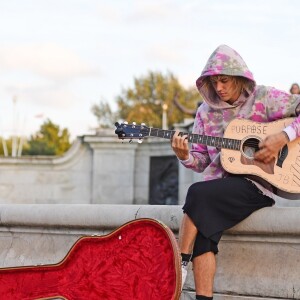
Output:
[178, 213, 198, 253]
[193, 252, 216, 297]
[179, 214, 216, 297]
[178, 213, 198, 289]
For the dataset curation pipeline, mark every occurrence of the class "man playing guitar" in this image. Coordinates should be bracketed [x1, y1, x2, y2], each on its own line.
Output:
[171, 45, 300, 300]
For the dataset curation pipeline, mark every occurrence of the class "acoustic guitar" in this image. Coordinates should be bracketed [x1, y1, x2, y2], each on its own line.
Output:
[115, 118, 300, 194]
[0, 218, 181, 300]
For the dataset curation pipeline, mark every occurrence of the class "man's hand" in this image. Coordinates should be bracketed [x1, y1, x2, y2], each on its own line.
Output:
[171, 131, 190, 160]
[254, 132, 290, 163]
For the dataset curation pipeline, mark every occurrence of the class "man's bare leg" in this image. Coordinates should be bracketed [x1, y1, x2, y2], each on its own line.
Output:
[178, 213, 198, 290]
[193, 252, 216, 297]
[178, 214, 198, 253]
[178, 214, 216, 297]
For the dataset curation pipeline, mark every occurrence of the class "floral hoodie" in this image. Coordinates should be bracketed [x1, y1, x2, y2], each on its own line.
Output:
[181, 45, 300, 198]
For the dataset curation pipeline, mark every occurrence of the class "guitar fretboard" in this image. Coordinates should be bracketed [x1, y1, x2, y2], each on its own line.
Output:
[149, 128, 241, 150]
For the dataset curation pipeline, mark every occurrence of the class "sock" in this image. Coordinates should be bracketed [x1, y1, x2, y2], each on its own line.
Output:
[195, 295, 213, 300]
[181, 253, 192, 268]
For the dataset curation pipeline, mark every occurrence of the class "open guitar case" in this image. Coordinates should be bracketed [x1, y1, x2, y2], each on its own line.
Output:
[0, 218, 182, 300]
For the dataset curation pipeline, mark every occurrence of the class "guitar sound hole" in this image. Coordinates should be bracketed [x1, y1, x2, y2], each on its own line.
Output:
[242, 138, 260, 159]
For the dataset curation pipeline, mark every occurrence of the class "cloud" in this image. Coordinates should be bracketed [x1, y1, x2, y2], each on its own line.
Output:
[184, 0, 300, 24]
[97, 4, 123, 22]
[145, 44, 185, 64]
[125, 2, 170, 23]
[96, 1, 178, 24]
[4, 81, 76, 110]
[0, 43, 100, 81]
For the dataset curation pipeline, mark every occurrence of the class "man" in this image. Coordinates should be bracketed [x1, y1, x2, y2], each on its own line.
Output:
[171, 45, 300, 300]
[290, 83, 300, 94]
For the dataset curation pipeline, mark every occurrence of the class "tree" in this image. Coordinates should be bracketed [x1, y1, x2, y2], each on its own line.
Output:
[91, 100, 115, 129]
[116, 71, 200, 128]
[22, 119, 71, 156]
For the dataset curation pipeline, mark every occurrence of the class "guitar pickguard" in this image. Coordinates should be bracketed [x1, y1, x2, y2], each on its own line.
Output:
[276, 145, 289, 168]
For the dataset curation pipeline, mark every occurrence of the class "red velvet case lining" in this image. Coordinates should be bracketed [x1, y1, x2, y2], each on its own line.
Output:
[0, 218, 181, 300]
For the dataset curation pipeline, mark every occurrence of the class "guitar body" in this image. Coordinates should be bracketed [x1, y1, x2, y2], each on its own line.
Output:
[0, 219, 181, 300]
[221, 118, 300, 193]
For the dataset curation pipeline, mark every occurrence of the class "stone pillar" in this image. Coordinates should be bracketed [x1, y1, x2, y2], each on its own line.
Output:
[85, 136, 138, 204]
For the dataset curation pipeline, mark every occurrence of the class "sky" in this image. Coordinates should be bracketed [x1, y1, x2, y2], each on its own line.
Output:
[0, 0, 299, 140]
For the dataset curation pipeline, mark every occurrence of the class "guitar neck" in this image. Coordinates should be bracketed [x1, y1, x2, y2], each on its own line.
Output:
[149, 128, 241, 150]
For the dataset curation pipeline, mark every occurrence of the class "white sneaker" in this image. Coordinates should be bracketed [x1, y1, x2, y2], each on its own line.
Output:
[181, 264, 188, 290]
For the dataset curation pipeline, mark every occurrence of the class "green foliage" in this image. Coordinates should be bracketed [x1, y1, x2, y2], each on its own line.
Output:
[91, 71, 201, 129]
[22, 119, 71, 156]
[91, 100, 115, 128]
[115, 71, 200, 128]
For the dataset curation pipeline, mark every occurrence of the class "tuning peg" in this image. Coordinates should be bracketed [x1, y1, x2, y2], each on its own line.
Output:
[138, 139, 143, 144]
[124, 121, 128, 124]
[141, 123, 145, 126]
[132, 122, 136, 125]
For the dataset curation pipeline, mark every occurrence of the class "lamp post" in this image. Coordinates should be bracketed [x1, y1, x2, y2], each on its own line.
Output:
[162, 103, 168, 130]
[12, 95, 18, 157]
[1, 138, 8, 157]
[152, 99, 168, 129]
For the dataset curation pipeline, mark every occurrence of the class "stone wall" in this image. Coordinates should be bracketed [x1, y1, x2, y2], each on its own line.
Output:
[0, 138, 93, 204]
[0, 133, 299, 206]
[0, 133, 203, 205]
[0, 204, 299, 299]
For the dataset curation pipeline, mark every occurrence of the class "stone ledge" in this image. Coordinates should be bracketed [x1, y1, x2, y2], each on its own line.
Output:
[0, 204, 299, 235]
[0, 204, 299, 299]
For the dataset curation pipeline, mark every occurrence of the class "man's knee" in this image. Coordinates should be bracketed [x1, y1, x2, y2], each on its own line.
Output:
[192, 233, 218, 259]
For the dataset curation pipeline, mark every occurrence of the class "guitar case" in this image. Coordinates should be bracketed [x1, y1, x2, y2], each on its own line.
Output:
[0, 218, 182, 300]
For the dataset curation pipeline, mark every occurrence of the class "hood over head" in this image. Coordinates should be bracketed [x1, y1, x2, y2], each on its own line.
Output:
[196, 45, 256, 109]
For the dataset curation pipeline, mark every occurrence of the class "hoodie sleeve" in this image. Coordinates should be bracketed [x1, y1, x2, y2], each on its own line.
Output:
[180, 109, 211, 173]
[287, 102, 300, 139]
[266, 88, 300, 140]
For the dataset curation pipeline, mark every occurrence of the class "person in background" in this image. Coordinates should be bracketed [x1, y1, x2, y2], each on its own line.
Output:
[290, 83, 300, 94]
[171, 45, 300, 300]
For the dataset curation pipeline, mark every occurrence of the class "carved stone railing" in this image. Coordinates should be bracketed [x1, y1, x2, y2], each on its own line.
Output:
[0, 204, 299, 299]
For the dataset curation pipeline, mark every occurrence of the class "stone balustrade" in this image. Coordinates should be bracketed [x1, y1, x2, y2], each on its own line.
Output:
[0, 204, 299, 299]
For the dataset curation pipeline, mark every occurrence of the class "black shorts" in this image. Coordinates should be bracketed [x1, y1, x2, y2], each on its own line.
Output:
[182, 176, 274, 258]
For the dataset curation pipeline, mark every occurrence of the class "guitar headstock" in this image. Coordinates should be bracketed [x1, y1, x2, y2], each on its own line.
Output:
[115, 122, 150, 143]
